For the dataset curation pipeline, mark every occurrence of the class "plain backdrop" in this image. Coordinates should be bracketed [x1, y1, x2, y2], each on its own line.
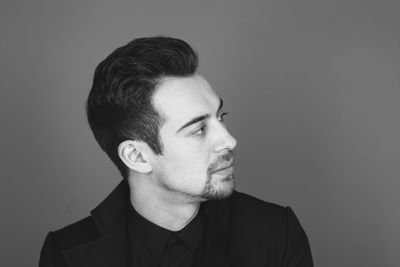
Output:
[1, 0, 400, 266]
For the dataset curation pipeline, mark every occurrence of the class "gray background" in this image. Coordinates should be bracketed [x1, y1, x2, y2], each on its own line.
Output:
[1, 0, 399, 266]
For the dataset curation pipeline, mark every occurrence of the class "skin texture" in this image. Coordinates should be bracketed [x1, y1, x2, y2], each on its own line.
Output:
[121, 74, 237, 231]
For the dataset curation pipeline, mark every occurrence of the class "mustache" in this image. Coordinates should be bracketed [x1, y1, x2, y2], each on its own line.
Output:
[207, 150, 234, 174]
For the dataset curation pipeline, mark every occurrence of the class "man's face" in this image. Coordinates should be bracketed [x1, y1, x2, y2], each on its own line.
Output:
[150, 75, 237, 201]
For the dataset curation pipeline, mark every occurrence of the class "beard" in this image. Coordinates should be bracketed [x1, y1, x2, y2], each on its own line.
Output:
[156, 150, 236, 202]
[200, 150, 235, 200]
[200, 173, 235, 200]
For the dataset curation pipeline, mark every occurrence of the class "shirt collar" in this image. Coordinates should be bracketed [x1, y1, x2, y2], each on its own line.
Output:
[127, 203, 170, 255]
[173, 205, 205, 253]
[127, 201, 205, 255]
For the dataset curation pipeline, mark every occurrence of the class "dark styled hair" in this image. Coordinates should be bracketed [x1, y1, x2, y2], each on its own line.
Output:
[86, 36, 199, 179]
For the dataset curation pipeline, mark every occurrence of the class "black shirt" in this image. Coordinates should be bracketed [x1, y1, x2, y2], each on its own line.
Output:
[127, 203, 205, 267]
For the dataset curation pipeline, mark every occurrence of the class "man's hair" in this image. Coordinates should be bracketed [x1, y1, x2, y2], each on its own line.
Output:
[86, 36, 199, 179]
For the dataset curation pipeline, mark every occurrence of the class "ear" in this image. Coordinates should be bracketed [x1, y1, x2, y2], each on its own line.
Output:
[118, 140, 153, 174]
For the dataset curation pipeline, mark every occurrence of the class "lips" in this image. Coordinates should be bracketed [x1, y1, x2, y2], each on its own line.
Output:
[212, 163, 234, 173]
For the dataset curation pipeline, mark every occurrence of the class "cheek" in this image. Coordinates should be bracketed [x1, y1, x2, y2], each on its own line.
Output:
[166, 147, 204, 173]
[162, 140, 211, 183]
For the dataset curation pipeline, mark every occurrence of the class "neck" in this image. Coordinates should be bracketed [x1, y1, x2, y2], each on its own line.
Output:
[127, 174, 201, 231]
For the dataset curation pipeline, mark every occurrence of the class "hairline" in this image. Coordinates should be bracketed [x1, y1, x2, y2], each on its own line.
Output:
[150, 73, 200, 127]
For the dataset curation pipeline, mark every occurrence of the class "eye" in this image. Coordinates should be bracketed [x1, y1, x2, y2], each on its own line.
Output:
[218, 112, 229, 122]
[192, 124, 208, 136]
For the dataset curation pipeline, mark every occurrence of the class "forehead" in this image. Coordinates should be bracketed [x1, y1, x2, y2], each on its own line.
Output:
[152, 75, 220, 125]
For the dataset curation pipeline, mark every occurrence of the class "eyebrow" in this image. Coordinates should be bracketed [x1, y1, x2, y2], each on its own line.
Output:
[177, 98, 224, 133]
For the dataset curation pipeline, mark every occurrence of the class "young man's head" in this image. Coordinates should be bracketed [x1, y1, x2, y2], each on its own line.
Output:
[87, 36, 237, 201]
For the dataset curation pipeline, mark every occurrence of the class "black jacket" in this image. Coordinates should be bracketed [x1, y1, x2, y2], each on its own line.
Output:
[39, 181, 313, 267]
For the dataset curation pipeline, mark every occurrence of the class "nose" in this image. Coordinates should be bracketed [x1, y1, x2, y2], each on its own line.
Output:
[214, 123, 237, 152]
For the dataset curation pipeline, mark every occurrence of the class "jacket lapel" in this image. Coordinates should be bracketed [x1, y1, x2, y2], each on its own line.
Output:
[63, 181, 130, 267]
[63, 217, 129, 267]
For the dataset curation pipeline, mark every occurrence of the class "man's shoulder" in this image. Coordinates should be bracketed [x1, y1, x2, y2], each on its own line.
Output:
[205, 190, 289, 229]
[230, 190, 287, 217]
[223, 190, 290, 232]
[232, 190, 284, 208]
[208, 190, 306, 253]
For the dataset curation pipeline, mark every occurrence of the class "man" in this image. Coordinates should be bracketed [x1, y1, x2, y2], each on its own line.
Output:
[39, 36, 313, 267]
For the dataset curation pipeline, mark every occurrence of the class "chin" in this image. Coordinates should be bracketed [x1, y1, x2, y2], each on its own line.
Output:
[201, 175, 235, 200]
